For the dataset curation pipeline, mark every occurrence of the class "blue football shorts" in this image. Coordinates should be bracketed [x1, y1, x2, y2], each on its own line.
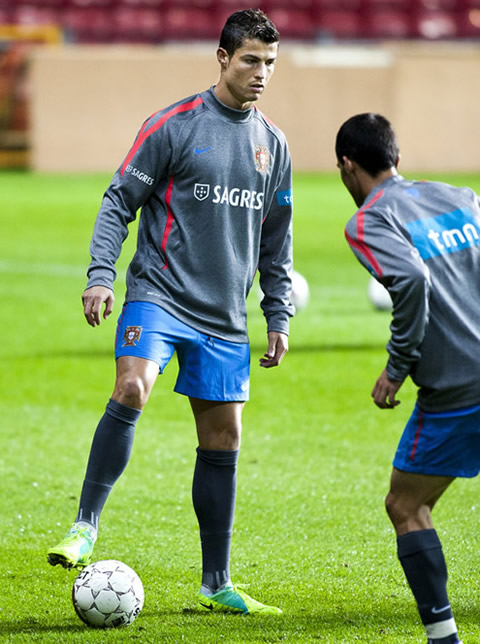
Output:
[393, 402, 480, 478]
[115, 301, 250, 402]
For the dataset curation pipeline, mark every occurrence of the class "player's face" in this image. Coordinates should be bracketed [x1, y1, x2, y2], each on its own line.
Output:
[215, 38, 278, 111]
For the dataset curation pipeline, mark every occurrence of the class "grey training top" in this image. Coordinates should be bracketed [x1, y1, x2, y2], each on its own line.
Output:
[345, 174, 480, 412]
[86, 86, 294, 343]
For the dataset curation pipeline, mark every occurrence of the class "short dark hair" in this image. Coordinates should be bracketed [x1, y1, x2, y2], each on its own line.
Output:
[219, 9, 280, 57]
[335, 113, 400, 177]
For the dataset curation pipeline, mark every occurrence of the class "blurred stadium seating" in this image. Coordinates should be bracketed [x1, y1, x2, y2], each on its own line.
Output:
[0, 0, 479, 42]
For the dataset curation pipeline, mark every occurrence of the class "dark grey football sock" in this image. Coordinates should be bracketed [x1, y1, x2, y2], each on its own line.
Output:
[192, 447, 239, 593]
[76, 398, 141, 531]
[397, 529, 458, 640]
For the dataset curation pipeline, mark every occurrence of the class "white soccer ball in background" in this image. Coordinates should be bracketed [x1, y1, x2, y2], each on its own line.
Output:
[290, 270, 310, 312]
[256, 269, 310, 312]
[367, 276, 392, 311]
[72, 560, 144, 628]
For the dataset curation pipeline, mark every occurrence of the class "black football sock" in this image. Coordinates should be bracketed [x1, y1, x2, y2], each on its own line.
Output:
[397, 529, 458, 641]
[76, 398, 141, 532]
[192, 447, 239, 594]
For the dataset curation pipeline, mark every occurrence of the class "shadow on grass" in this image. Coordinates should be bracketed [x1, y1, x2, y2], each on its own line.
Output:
[3, 605, 479, 641]
[0, 621, 87, 635]
[143, 608, 421, 642]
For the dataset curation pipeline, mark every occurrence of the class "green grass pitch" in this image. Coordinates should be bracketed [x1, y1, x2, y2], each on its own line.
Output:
[2, 171, 480, 643]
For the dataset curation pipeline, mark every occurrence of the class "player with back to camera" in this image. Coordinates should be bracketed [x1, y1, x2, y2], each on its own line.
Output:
[335, 112, 480, 644]
[48, 9, 294, 615]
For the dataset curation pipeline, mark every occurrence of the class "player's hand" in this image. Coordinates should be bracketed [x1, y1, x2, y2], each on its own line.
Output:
[259, 331, 288, 368]
[82, 286, 114, 327]
[371, 368, 403, 409]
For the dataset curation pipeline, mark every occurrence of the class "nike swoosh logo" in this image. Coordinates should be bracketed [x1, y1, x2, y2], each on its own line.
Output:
[199, 601, 214, 610]
[431, 604, 451, 614]
[194, 147, 213, 155]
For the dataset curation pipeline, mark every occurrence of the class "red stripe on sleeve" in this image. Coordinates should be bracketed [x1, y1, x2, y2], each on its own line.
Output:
[254, 106, 283, 133]
[345, 189, 385, 278]
[161, 176, 175, 270]
[120, 96, 204, 176]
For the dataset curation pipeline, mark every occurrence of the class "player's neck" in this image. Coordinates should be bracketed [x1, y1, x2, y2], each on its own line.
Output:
[213, 84, 254, 112]
[362, 167, 398, 202]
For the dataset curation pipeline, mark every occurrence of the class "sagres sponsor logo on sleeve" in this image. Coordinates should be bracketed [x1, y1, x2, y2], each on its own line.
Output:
[122, 326, 143, 347]
[254, 144, 270, 174]
[194, 184, 210, 201]
[124, 165, 154, 186]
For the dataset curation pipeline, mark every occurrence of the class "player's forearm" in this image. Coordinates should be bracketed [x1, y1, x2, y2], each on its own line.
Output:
[386, 270, 430, 380]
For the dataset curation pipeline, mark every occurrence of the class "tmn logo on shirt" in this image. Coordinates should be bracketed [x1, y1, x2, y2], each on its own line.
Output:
[406, 208, 480, 260]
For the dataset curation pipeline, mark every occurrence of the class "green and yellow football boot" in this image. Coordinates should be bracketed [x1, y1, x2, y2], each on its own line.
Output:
[47, 523, 95, 570]
[198, 583, 282, 615]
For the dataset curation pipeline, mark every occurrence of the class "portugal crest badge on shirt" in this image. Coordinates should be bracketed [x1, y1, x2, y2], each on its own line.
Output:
[194, 183, 210, 201]
[254, 144, 270, 174]
[122, 326, 142, 347]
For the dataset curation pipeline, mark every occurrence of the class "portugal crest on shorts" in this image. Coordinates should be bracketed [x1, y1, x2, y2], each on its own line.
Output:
[254, 144, 270, 174]
[122, 326, 142, 347]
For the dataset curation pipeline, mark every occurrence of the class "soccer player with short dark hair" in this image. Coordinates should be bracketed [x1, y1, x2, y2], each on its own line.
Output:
[48, 9, 294, 615]
[336, 112, 480, 644]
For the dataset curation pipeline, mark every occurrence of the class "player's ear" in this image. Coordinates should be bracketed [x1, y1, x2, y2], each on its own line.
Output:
[217, 48, 229, 69]
[342, 156, 355, 174]
[395, 153, 401, 169]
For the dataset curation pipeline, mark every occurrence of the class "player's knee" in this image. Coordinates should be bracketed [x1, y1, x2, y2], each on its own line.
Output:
[385, 490, 409, 527]
[198, 422, 241, 450]
[113, 375, 149, 409]
[220, 424, 241, 449]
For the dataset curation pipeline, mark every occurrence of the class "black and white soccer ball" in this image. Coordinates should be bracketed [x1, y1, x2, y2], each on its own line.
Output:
[72, 560, 144, 628]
